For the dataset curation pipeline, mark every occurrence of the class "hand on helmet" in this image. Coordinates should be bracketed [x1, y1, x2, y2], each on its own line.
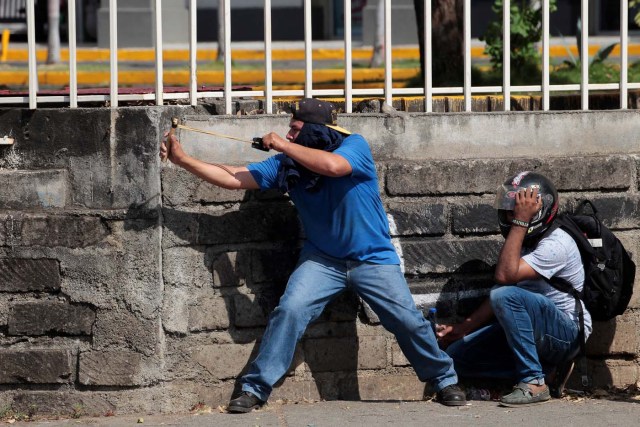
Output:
[513, 187, 542, 223]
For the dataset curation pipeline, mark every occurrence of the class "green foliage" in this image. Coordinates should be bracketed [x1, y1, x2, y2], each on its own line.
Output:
[71, 403, 84, 419]
[473, 61, 640, 89]
[553, 61, 628, 85]
[0, 406, 31, 422]
[591, 44, 618, 64]
[0, 406, 12, 419]
[562, 18, 617, 69]
[631, 0, 640, 27]
[481, 0, 557, 72]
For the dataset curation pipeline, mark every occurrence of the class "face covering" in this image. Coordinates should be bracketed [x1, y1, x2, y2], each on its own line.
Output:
[276, 123, 347, 194]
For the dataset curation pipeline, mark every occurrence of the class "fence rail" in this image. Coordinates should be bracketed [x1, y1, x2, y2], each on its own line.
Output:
[2, 0, 638, 112]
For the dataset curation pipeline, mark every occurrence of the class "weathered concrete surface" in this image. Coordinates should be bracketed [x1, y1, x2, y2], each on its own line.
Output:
[178, 110, 640, 165]
[8, 301, 95, 335]
[0, 170, 68, 208]
[0, 350, 73, 384]
[0, 105, 638, 416]
[8, 398, 640, 427]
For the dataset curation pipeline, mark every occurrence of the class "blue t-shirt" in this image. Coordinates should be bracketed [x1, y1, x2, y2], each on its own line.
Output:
[247, 134, 400, 264]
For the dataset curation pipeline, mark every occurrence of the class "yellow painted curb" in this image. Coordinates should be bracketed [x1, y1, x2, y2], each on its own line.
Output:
[3, 47, 425, 62]
[4, 44, 639, 63]
[0, 67, 421, 86]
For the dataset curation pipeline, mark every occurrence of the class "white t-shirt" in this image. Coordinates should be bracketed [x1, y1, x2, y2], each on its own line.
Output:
[519, 228, 593, 338]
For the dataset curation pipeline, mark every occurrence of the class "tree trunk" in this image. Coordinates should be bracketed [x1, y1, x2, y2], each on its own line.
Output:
[46, 0, 61, 64]
[216, 0, 225, 62]
[369, 0, 384, 67]
[414, 0, 463, 86]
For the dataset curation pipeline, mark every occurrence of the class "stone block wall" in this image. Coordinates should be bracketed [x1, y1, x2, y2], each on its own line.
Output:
[0, 105, 638, 416]
[0, 106, 183, 417]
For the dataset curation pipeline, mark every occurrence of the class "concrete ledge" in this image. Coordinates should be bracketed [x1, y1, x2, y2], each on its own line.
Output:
[178, 110, 640, 166]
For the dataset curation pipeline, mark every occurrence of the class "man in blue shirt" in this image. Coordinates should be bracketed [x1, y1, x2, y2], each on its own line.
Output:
[160, 98, 466, 412]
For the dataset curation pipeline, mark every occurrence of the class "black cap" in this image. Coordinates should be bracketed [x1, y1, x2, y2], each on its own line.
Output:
[291, 98, 351, 135]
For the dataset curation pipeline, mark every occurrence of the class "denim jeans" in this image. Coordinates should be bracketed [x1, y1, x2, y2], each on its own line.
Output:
[446, 286, 580, 385]
[240, 249, 458, 401]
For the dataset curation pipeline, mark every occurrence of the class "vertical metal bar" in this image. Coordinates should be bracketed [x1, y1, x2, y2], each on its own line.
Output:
[580, 0, 588, 110]
[110, 0, 118, 108]
[224, 0, 232, 114]
[264, 0, 273, 113]
[304, 0, 312, 98]
[620, 0, 628, 110]
[154, 0, 163, 105]
[68, 0, 77, 108]
[425, 0, 432, 112]
[189, 0, 197, 106]
[344, 0, 352, 113]
[464, 0, 471, 112]
[26, 0, 37, 109]
[26, 0, 38, 108]
[384, 0, 392, 107]
[503, 0, 510, 111]
[542, 0, 550, 111]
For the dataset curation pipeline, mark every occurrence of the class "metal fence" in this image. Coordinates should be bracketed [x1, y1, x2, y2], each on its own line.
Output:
[2, 0, 637, 112]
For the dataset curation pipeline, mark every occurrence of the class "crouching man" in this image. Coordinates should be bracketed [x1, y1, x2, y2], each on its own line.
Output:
[438, 172, 591, 406]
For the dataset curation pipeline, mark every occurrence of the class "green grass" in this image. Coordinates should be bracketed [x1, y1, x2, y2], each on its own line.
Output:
[552, 61, 640, 84]
[469, 60, 640, 87]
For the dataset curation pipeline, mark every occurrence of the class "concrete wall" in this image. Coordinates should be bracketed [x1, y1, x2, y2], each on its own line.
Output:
[0, 105, 638, 416]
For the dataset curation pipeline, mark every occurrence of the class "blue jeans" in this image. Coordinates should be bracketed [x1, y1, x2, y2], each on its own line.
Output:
[446, 286, 580, 385]
[240, 250, 458, 401]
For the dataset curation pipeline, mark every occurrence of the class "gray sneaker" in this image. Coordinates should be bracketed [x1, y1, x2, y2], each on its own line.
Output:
[500, 382, 550, 407]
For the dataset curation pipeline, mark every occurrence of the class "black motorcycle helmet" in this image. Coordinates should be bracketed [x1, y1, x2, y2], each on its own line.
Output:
[494, 171, 559, 242]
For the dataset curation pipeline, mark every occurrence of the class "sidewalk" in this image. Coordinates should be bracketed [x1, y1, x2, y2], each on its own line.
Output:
[8, 396, 640, 427]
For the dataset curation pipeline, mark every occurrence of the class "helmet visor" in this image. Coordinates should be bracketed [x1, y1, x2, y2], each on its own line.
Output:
[494, 184, 520, 210]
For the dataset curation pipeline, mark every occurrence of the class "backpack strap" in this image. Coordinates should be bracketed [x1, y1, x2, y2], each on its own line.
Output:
[537, 209, 594, 388]
[545, 275, 590, 388]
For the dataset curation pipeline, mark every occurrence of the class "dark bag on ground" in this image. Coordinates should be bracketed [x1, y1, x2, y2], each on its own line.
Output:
[547, 200, 636, 321]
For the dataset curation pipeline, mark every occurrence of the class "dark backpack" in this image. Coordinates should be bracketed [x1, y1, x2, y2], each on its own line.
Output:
[547, 200, 636, 322]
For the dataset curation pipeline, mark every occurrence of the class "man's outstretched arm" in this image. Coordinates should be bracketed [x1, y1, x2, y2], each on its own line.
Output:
[160, 134, 260, 190]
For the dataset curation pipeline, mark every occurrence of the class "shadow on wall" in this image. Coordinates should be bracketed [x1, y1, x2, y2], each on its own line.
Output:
[435, 260, 496, 324]
[124, 188, 364, 401]
[434, 255, 621, 397]
[123, 194, 625, 402]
